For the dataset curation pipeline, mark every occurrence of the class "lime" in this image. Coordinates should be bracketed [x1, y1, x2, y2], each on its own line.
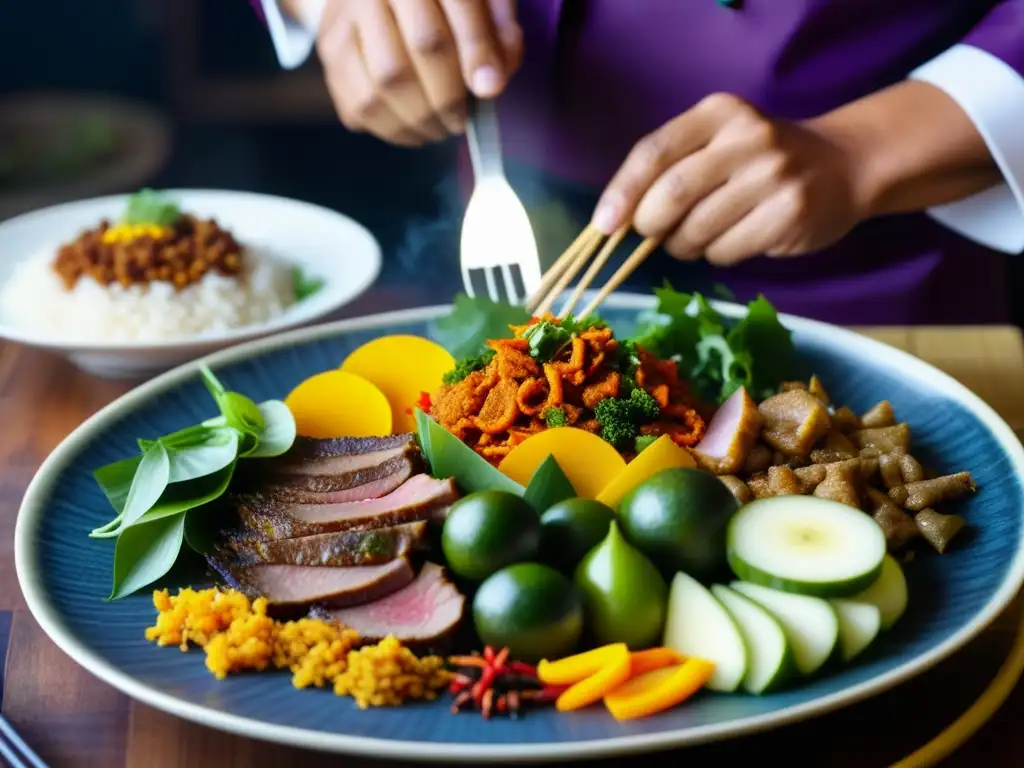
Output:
[540, 498, 615, 572]
[473, 563, 584, 661]
[619, 467, 739, 581]
[441, 491, 541, 582]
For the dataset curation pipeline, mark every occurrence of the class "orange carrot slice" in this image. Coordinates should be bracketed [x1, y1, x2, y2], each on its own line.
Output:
[628, 648, 686, 678]
[538, 643, 629, 686]
[603, 657, 716, 721]
[555, 645, 632, 712]
[284, 370, 392, 438]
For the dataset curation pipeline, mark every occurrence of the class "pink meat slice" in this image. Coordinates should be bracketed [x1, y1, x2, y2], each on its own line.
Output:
[286, 475, 456, 524]
[691, 386, 763, 474]
[320, 562, 465, 645]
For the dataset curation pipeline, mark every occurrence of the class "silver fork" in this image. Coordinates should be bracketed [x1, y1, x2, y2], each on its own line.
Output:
[459, 97, 542, 304]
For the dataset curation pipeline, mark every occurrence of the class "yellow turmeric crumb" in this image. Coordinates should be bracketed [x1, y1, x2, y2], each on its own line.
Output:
[101, 223, 171, 245]
[146, 588, 450, 707]
[333, 635, 452, 709]
[145, 587, 257, 651]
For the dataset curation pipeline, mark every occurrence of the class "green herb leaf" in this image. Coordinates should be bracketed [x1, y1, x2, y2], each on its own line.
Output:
[199, 365, 265, 443]
[523, 455, 577, 513]
[121, 188, 180, 227]
[166, 427, 239, 483]
[118, 441, 171, 533]
[429, 294, 530, 360]
[415, 408, 524, 495]
[133, 461, 237, 526]
[634, 435, 658, 454]
[109, 512, 186, 600]
[291, 266, 325, 301]
[243, 400, 297, 458]
[414, 407, 434, 473]
[522, 320, 571, 362]
[726, 295, 794, 401]
[91, 455, 143, 536]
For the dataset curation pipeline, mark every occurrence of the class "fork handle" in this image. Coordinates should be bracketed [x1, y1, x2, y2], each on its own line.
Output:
[466, 96, 504, 178]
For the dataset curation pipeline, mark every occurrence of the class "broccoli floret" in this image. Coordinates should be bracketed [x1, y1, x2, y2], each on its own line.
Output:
[543, 407, 568, 428]
[594, 397, 640, 448]
[442, 348, 495, 386]
[629, 387, 660, 419]
[634, 435, 658, 454]
[594, 388, 661, 448]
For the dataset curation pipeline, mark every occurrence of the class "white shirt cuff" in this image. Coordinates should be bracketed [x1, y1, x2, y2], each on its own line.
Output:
[260, 0, 324, 70]
[910, 43, 1024, 254]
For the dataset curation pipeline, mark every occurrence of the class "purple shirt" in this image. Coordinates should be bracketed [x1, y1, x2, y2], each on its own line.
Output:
[493, 0, 1024, 325]
[255, 1, 1024, 325]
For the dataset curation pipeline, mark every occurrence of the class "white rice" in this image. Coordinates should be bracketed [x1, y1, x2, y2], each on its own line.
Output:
[0, 246, 295, 343]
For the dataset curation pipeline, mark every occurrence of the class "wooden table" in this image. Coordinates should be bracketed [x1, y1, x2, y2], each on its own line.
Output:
[3, 327, 1024, 768]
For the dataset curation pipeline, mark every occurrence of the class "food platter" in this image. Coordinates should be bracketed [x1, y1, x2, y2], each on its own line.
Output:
[0, 189, 381, 378]
[14, 293, 1024, 761]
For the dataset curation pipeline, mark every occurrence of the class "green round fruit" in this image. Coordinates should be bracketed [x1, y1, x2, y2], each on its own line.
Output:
[442, 491, 541, 582]
[540, 498, 616, 572]
[473, 563, 585, 661]
[574, 522, 667, 649]
[618, 467, 739, 581]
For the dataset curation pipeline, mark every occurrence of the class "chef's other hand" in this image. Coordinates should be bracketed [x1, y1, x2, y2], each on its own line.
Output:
[317, 0, 523, 146]
[592, 93, 869, 265]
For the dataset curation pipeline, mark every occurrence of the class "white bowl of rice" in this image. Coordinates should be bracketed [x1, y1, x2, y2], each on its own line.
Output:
[0, 189, 381, 379]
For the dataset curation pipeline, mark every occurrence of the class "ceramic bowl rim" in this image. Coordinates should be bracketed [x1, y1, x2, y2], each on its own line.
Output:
[15, 294, 1024, 762]
[0, 188, 382, 353]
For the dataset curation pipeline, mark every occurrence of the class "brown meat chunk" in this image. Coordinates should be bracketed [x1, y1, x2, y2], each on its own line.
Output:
[719, 475, 753, 505]
[812, 458, 863, 509]
[808, 375, 829, 406]
[794, 464, 827, 492]
[900, 453, 925, 483]
[779, 381, 807, 393]
[865, 488, 919, 551]
[889, 472, 976, 511]
[878, 452, 905, 489]
[851, 423, 911, 454]
[744, 443, 774, 475]
[830, 406, 861, 433]
[861, 400, 896, 428]
[772, 451, 811, 469]
[474, 378, 520, 435]
[915, 508, 966, 554]
[767, 465, 804, 496]
[746, 474, 772, 500]
[759, 390, 831, 457]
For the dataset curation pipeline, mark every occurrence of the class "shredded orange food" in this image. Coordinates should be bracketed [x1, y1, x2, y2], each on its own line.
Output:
[431, 315, 706, 462]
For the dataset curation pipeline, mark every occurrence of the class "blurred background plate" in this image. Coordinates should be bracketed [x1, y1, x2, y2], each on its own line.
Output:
[14, 294, 1024, 761]
[0, 189, 381, 378]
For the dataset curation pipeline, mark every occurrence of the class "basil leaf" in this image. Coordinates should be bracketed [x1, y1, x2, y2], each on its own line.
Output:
[91, 455, 143, 536]
[292, 266, 325, 301]
[109, 513, 186, 600]
[222, 392, 265, 436]
[166, 428, 239, 483]
[429, 294, 530, 360]
[420, 410, 523, 495]
[118, 442, 171, 532]
[524, 455, 577, 513]
[121, 188, 180, 227]
[243, 400, 296, 458]
[133, 461, 237, 526]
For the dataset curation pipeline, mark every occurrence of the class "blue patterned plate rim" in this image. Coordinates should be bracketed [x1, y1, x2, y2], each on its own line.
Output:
[14, 294, 1024, 762]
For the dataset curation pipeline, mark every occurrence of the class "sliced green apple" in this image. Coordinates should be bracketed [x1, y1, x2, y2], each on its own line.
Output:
[829, 599, 882, 662]
[852, 554, 909, 630]
[712, 584, 795, 694]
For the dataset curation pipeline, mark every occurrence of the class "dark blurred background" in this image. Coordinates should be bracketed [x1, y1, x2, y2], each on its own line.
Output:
[0, 0, 470, 304]
[1, 0, 1021, 324]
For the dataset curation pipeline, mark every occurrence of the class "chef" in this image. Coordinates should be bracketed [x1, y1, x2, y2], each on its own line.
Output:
[253, 0, 1024, 324]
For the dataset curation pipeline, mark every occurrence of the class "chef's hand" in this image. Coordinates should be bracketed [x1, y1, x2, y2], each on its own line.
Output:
[592, 93, 869, 265]
[317, 0, 523, 146]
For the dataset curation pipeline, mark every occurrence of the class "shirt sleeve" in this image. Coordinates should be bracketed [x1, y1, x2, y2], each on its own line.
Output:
[257, 0, 324, 70]
[909, 2, 1024, 254]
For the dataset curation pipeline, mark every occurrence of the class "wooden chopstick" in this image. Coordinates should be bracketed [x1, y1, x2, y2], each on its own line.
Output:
[575, 236, 660, 320]
[558, 225, 629, 319]
[525, 225, 602, 312]
[531, 229, 604, 316]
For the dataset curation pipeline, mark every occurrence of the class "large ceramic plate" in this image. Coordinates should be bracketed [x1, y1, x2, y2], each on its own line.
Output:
[15, 294, 1024, 762]
[0, 189, 381, 378]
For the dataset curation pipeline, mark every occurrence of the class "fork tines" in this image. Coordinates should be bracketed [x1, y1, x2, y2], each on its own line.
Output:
[526, 225, 660, 320]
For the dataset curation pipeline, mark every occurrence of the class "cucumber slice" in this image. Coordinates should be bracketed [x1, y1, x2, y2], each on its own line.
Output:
[663, 572, 747, 692]
[852, 554, 909, 630]
[727, 495, 886, 598]
[731, 581, 839, 676]
[712, 585, 795, 694]
[829, 599, 881, 662]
